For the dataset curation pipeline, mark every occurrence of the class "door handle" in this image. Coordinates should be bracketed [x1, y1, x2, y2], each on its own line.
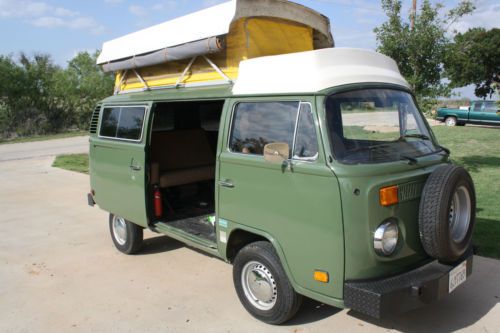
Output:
[219, 180, 235, 188]
[130, 158, 142, 171]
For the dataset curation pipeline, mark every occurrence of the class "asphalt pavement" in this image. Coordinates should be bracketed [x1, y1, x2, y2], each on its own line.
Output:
[0, 136, 499, 333]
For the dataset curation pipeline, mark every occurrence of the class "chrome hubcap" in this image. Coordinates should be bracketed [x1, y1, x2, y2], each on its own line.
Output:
[241, 261, 277, 310]
[446, 118, 456, 126]
[112, 216, 127, 246]
[449, 186, 471, 243]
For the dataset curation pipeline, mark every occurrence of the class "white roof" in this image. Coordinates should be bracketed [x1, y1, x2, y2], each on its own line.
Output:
[232, 48, 410, 95]
[97, 0, 333, 65]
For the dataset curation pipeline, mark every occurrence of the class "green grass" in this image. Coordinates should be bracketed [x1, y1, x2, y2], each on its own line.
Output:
[432, 126, 500, 259]
[0, 131, 87, 144]
[52, 154, 89, 174]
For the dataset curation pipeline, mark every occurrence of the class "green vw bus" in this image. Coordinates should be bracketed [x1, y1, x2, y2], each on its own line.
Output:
[88, 48, 475, 324]
[88, 0, 475, 325]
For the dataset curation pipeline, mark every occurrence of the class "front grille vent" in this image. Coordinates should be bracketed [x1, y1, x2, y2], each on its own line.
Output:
[89, 105, 101, 134]
[398, 181, 424, 202]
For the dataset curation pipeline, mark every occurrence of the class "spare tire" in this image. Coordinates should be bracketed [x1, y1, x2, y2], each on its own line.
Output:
[419, 165, 476, 263]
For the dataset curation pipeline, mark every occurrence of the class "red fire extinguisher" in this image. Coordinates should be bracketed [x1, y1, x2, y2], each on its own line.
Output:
[154, 185, 163, 218]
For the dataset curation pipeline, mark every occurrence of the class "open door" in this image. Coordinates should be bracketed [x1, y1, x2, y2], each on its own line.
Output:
[90, 103, 151, 227]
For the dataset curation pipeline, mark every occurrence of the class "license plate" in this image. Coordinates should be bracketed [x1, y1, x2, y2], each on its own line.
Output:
[449, 260, 467, 293]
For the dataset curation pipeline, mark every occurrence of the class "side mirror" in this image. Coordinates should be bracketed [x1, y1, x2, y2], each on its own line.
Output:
[263, 142, 289, 164]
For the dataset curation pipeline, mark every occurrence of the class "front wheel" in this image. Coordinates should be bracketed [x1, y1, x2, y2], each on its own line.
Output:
[233, 241, 302, 324]
[445, 116, 457, 126]
[109, 214, 143, 254]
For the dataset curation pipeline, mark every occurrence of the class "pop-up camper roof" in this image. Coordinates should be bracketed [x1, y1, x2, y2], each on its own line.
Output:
[97, 0, 333, 93]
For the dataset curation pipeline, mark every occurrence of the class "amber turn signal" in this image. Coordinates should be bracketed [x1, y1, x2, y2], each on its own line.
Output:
[379, 186, 399, 206]
[314, 270, 329, 283]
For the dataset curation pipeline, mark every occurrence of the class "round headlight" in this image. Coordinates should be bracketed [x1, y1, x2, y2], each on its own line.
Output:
[374, 221, 399, 256]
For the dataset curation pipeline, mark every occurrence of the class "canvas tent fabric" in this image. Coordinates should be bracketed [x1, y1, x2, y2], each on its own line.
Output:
[96, 0, 333, 93]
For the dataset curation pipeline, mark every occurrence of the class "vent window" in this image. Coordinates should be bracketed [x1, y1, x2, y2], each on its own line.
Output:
[89, 105, 101, 134]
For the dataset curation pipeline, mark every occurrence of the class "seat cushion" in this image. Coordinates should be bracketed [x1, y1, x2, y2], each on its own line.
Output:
[159, 166, 215, 188]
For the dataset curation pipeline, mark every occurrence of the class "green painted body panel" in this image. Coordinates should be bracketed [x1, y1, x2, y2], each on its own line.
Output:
[89, 102, 152, 227]
[314, 93, 447, 281]
[101, 86, 233, 104]
[333, 158, 447, 280]
[217, 97, 345, 300]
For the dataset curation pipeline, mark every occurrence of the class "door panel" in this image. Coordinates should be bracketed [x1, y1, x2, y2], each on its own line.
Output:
[470, 101, 500, 124]
[218, 99, 344, 299]
[89, 104, 150, 227]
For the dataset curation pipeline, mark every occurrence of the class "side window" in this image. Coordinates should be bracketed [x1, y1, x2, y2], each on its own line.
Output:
[483, 102, 497, 113]
[229, 102, 299, 155]
[100, 107, 120, 137]
[472, 102, 481, 112]
[293, 103, 319, 160]
[100, 106, 146, 141]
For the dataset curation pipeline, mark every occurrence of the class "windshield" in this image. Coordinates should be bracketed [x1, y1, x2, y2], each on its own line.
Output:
[325, 88, 438, 164]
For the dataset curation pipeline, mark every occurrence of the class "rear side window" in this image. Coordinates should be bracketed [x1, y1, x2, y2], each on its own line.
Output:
[100, 106, 146, 141]
[229, 101, 318, 160]
[483, 102, 497, 113]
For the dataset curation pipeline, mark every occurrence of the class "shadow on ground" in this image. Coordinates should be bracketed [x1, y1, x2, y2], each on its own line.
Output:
[137, 235, 184, 255]
[134, 236, 499, 331]
[138, 234, 222, 260]
[285, 298, 342, 325]
[473, 218, 500, 258]
[453, 155, 500, 173]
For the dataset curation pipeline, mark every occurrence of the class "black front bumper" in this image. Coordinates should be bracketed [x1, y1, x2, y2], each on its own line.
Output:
[344, 255, 473, 319]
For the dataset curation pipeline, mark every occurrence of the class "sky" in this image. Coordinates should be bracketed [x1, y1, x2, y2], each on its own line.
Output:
[0, 0, 498, 98]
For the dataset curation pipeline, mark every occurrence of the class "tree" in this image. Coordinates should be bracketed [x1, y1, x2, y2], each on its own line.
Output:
[374, 0, 474, 109]
[445, 28, 500, 99]
[0, 51, 114, 138]
[0, 55, 23, 136]
[53, 51, 114, 129]
[18, 53, 66, 134]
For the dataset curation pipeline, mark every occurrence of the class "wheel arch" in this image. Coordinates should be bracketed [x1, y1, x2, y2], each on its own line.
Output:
[225, 227, 298, 288]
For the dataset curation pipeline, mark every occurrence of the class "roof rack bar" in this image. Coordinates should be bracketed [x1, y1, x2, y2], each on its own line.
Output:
[114, 69, 128, 95]
[176, 56, 198, 87]
[133, 69, 150, 90]
[203, 55, 232, 83]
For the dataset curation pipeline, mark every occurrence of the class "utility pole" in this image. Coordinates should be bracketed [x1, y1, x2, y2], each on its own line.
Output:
[410, 0, 417, 31]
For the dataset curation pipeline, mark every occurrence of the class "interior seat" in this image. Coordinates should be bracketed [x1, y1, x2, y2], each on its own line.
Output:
[151, 129, 215, 188]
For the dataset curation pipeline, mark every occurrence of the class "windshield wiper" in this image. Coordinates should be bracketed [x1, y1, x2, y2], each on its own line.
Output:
[399, 133, 430, 140]
[400, 155, 418, 165]
[438, 145, 450, 155]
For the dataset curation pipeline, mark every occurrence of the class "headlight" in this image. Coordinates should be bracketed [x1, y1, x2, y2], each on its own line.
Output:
[374, 220, 399, 256]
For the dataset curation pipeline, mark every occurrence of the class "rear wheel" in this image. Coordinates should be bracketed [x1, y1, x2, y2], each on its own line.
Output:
[109, 214, 143, 254]
[445, 116, 457, 126]
[233, 241, 302, 324]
